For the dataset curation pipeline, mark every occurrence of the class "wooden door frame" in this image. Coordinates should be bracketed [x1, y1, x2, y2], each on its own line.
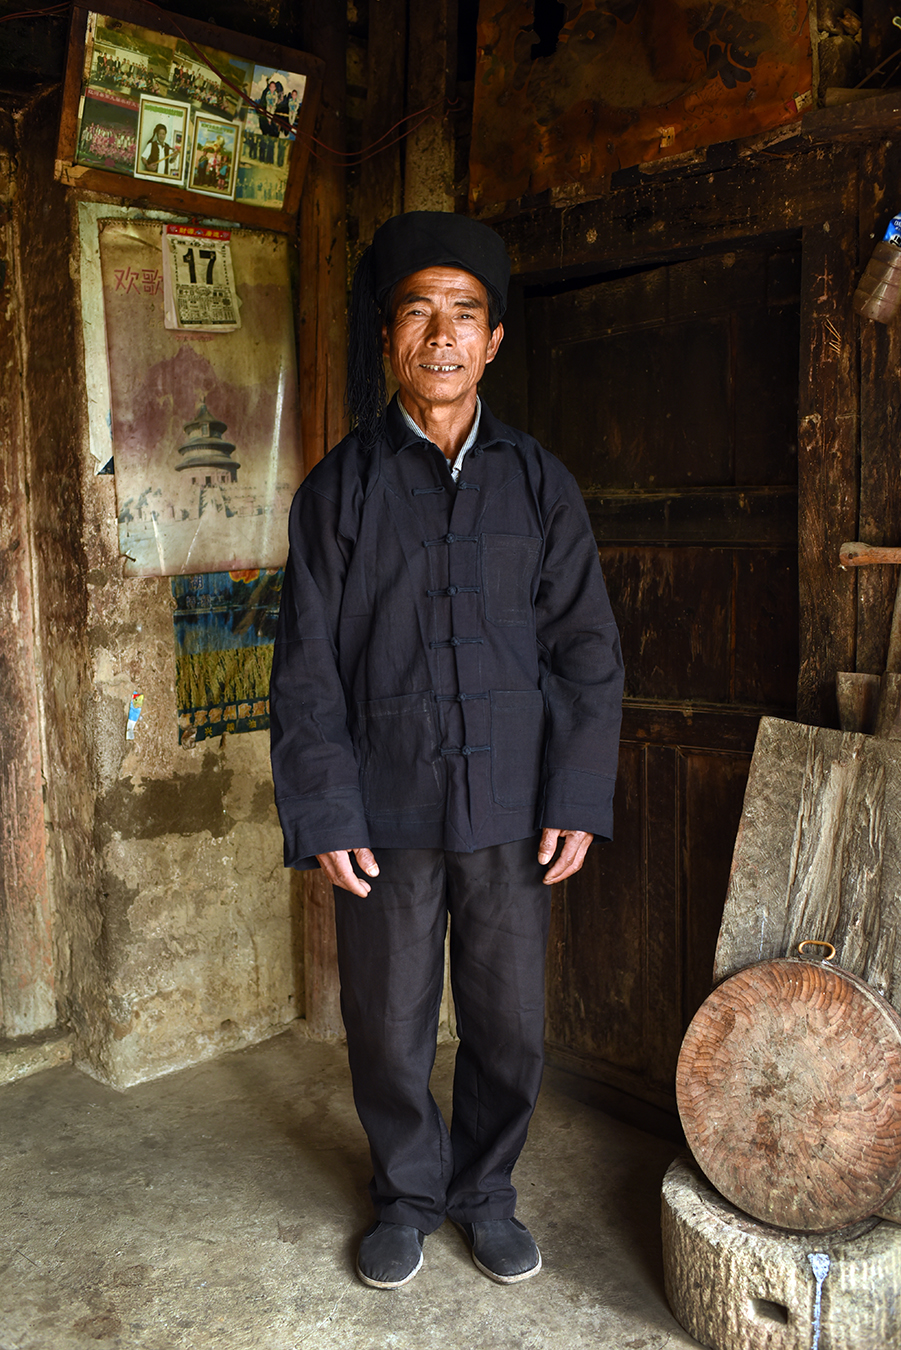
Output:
[493, 134, 900, 728]
[0, 104, 56, 1038]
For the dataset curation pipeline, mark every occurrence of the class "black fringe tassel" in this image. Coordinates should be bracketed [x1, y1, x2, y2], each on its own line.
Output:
[346, 247, 387, 447]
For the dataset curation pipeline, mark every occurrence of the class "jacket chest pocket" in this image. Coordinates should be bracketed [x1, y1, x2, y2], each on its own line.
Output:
[355, 692, 443, 814]
[481, 534, 541, 625]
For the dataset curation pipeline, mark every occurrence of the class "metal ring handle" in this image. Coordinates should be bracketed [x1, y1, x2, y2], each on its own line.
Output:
[797, 940, 836, 962]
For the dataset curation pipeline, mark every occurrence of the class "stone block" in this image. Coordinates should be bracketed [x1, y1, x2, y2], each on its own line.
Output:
[662, 1155, 901, 1350]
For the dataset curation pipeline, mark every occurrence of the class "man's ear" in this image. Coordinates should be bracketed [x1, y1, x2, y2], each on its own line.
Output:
[381, 323, 390, 355]
[485, 321, 504, 365]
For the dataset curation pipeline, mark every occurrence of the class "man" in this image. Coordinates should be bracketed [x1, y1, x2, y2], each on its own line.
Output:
[140, 122, 175, 176]
[270, 212, 623, 1290]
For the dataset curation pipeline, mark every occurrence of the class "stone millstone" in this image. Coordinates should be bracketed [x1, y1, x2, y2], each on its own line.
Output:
[662, 1156, 901, 1350]
[676, 957, 901, 1230]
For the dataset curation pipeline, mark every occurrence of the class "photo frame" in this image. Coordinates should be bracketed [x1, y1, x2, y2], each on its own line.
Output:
[56, 0, 323, 231]
[134, 94, 187, 183]
[187, 116, 240, 199]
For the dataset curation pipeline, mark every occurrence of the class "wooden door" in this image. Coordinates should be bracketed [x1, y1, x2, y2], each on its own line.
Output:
[526, 244, 800, 1112]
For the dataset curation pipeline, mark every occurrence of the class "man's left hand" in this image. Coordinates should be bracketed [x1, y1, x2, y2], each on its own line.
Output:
[538, 828, 594, 885]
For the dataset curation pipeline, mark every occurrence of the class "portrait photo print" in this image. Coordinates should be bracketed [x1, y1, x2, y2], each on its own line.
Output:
[189, 116, 240, 199]
[134, 94, 187, 183]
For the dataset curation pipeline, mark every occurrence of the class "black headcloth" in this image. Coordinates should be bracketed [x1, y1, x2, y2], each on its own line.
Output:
[346, 211, 511, 446]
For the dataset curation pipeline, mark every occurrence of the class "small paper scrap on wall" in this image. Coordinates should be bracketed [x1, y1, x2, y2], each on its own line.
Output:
[126, 691, 144, 740]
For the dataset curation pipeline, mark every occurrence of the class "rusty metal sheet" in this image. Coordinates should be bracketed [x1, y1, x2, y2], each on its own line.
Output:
[470, 1, 813, 214]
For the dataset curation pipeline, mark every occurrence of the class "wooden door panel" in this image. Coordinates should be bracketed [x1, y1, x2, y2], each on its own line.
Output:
[545, 742, 646, 1073]
[546, 737, 752, 1107]
[733, 550, 800, 707]
[600, 546, 733, 703]
[733, 306, 801, 484]
[557, 320, 732, 490]
[681, 749, 753, 1022]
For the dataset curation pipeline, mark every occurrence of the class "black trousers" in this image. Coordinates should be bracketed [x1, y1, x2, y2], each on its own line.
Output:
[333, 836, 552, 1233]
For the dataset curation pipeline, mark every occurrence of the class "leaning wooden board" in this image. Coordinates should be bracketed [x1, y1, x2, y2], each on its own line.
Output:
[713, 717, 901, 1222]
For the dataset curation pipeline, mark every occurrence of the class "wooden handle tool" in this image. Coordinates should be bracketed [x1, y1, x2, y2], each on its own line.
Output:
[837, 541, 901, 736]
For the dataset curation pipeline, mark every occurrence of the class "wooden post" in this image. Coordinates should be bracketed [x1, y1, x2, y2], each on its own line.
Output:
[357, 0, 406, 244]
[857, 140, 901, 675]
[297, 0, 348, 1034]
[797, 210, 860, 725]
[403, 0, 457, 212]
[0, 110, 56, 1036]
[298, 0, 349, 477]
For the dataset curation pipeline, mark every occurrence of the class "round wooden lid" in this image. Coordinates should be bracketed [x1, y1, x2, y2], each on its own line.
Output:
[676, 957, 901, 1231]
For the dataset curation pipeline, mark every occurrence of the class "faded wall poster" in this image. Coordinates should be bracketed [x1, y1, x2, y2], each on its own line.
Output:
[470, 1, 813, 214]
[172, 568, 282, 746]
[98, 219, 301, 576]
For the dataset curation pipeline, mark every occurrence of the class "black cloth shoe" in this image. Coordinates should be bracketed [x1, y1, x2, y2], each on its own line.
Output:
[457, 1218, 542, 1284]
[356, 1222, 425, 1289]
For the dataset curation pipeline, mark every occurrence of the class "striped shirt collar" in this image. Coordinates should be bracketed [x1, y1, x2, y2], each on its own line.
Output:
[397, 396, 482, 481]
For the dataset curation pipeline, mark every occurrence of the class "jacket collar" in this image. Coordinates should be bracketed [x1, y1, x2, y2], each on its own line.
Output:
[383, 393, 517, 457]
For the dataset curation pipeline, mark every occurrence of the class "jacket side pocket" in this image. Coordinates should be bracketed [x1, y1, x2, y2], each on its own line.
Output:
[355, 691, 443, 814]
[490, 689, 545, 809]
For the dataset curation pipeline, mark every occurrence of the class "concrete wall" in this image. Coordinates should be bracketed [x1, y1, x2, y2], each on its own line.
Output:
[1, 87, 301, 1089]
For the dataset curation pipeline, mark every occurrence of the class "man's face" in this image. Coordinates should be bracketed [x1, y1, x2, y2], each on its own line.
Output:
[382, 267, 503, 412]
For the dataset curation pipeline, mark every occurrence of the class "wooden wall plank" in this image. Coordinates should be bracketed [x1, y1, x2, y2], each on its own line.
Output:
[797, 202, 860, 724]
[298, 0, 348, 476]
[856, 139, 901, 675]
[297, 0, 348, 1034]
[403, 0, 457, 212]
[496, 145, 857, 281]
[357, 0, 405, 243]
[0, 109, 55, 1036]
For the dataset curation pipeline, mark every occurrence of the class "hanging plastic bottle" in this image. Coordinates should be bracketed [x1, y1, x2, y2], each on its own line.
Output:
[853, 213, 901, 324]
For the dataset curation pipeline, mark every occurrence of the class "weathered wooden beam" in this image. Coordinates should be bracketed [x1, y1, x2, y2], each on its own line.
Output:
[357, 0, 405, 243]
[13, 90, 103, 1060]
[797, 205, 860, 725]
[301, 870, 344, 1038]
[836, 671, 881, 731]
[297, 0, 348, 476]
[856, 140, 901, 675]
[0, 110, 55, 1037]
[494, 146, 858, 280]
[803, 87, 901, 142]
[403, 0, 457, 212]
[586, 487, 798, 547]
[296, 0, 347, 1035]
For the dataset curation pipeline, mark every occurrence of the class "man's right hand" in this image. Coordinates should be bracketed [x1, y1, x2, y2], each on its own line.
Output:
[316, 848, 379, 896]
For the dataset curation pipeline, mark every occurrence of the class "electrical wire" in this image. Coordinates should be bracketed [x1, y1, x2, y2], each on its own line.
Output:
[0, 4, 69, 22]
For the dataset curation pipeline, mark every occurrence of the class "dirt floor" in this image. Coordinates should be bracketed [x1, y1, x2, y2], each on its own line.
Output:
[0, 1026, 699, 1349]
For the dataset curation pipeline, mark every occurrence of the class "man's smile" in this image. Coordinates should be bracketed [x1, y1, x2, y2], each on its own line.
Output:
[419, 361, 464, 371]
